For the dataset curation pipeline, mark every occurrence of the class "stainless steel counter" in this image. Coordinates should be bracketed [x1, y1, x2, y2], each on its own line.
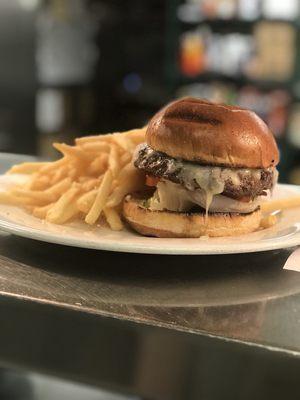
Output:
[0, 236, 299, 352]
[0, 155, 300, 399]
[0, 234, 299, 399]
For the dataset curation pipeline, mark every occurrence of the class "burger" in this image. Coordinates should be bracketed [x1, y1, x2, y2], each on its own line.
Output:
[123, 97, 279, 237]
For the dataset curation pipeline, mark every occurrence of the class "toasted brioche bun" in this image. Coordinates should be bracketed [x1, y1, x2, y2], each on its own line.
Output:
[123, 195, 262, 238]
[146, 97, 279, 169]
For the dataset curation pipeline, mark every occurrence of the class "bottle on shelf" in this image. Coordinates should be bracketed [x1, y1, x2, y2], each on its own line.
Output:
[35, 0, 100, 158]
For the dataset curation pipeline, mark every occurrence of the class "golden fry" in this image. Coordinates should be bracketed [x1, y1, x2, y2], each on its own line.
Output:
[77, 189, 97, 213]
[30, 175, 50, 191]
[80, 142, 110, 153]
[261, 196, 300, 212]
[11, 188, 55, 204]
[75, 133, 114, 145]
[0, 192, 39, 206]
[111, 135, 136, 152]
[32, 203, 55, 219]
[50, 165, 68, 185]
[39, 158, 68, 174]
[108, 144, 120, 178]
[23, 175, 35, 190]
[1, 127, 147, 230]
[7, 162, 50, 175]
[46, 177, 72, 196]
[87, 154, 108, 175]
[75, 127, 145, 146]
[53, 143, 90, 162]
[9, 178, 72, 208]
[67, 166, 78, 179]
[24, 205, 34, 213]
[106, 164, 144, 208]
[120, 152, 131, 166]
[260, 214, 277, 228]
[78, 176, 90, 183]
[47, 202, 79, 224]
[81, 177, 102, 192]
[46, 185, 80, 224]
[103, 207, 123, 230]
[123, 127, 146, 144]
[85, 170, 113, 224]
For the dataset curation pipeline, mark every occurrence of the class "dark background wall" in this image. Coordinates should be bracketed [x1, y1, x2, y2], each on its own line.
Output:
[0, 0, 36, 154]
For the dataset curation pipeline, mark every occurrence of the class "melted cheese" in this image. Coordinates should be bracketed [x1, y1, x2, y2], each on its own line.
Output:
[149, 181, 261, 214]
[135, 145, 275, 214]
[178, 165, 248, 215]
[149, 182, 193, 211]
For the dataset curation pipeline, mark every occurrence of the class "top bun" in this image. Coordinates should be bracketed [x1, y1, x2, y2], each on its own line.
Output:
[146, 97, 279, 168]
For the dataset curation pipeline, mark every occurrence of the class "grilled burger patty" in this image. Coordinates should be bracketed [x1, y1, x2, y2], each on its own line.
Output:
[134, 144, 276, 200]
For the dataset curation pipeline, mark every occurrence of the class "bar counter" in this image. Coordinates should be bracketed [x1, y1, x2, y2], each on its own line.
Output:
[0, 235, 299, 399]
[0, 156, 299, 399]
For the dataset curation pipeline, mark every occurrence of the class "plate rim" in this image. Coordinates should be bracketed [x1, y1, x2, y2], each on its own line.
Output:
[0, 182, 299, 255]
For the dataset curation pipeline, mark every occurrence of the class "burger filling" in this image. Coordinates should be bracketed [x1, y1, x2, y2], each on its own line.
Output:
[134, 144, 278, 214]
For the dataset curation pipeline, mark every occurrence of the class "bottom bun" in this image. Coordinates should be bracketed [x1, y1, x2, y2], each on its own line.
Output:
[123, 195, 262, 238]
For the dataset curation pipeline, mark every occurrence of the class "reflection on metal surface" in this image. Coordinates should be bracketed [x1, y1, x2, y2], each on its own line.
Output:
[0, 368, 135, 400]
[0, 234, 299, 349]
[128, 303, 267, 341]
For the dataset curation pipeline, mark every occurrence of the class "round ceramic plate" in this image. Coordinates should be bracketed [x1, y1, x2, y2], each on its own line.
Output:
[0, 172, 299, 254]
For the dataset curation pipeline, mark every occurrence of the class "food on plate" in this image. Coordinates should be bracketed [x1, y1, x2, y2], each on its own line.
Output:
[123, 97, 280, 237]
[0, 97, 283, 238]
[0, 128, 146, 230]
[260, 195, 300, 213]
[259, 213, 278, 229]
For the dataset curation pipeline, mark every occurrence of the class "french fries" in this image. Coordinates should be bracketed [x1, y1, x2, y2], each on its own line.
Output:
[1, 127, 147, 230]
[260, 214, 277, 229]
[77, 189, 98, 213]
[46, 185, 81, 224]
[33, 203, 55, 219]
[261, 195, 300, 213]
[103, 207, 123, 231]
[108, 145, 120, 178]
[106, 163, 144, 208]
[85, 170, 113, 225]
[8, 162, 50, 175]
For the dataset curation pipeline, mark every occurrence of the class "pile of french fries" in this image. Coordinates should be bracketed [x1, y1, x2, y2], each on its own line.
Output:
[0, 128, 146, 230]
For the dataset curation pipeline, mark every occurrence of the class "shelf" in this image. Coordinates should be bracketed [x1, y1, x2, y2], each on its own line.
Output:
[173, 72, 293, 91]
[178, 16, 300, 29]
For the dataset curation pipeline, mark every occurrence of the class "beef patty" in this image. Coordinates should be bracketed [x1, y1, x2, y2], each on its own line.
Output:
[134, 144, 276, 200]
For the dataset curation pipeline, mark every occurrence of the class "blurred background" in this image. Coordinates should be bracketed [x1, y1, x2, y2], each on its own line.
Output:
[1, 0, 300, 181]
[0, 2, 300, 399]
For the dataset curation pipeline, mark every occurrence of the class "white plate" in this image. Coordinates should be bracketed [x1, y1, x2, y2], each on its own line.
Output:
[0, 174, 299, 255]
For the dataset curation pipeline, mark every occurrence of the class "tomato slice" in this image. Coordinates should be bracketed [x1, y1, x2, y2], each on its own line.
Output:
[145, 175, 160, 187]
[238, 196, 252, 203]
